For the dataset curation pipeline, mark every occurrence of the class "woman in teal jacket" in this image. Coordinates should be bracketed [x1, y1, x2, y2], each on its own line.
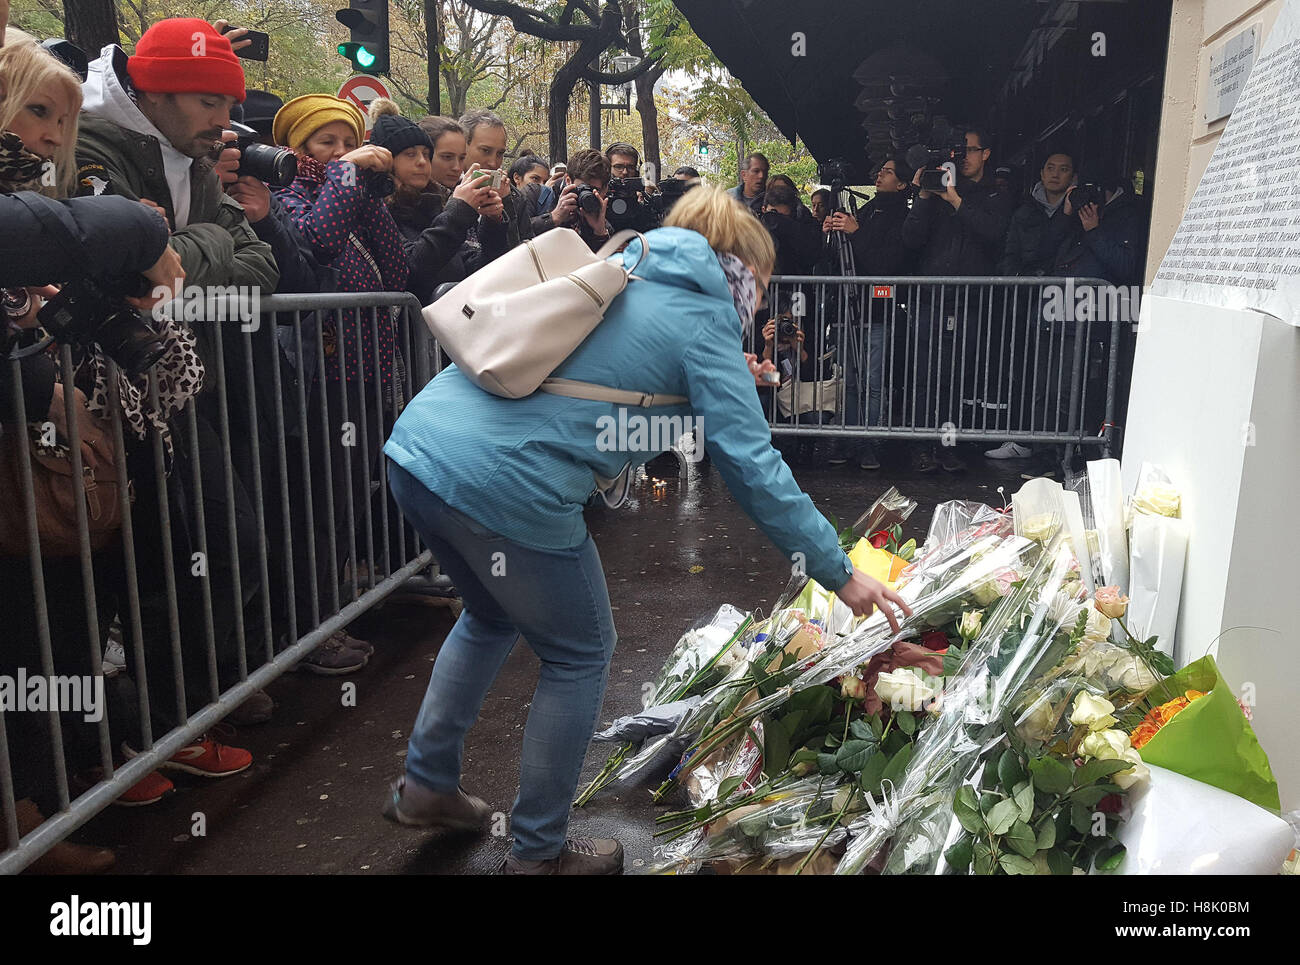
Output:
[381, 185, 910, 874]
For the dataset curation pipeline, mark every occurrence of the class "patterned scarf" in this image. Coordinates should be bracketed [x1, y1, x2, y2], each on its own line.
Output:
[0, 130, 47, 193]
[716, 251, 757, 336]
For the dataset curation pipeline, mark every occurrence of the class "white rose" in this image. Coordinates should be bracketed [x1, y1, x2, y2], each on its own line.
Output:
[1133, 483, 1181, 518]
[874, 667, 941, 713]
[1078, 727, 1131, 762]
[1113, 747, 1150, 790]
[1106, 653, 1158, 692]
[1021, 697, 1059, 743]
[1083, 607, 1112, 645]
[1069, 692, 1118, 731]
[959, 610, 984, 640]
[1022, 513, 1060, 544]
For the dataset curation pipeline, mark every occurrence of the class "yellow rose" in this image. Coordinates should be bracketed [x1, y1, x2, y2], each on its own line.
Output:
[959, 610, 983, 640]
[839, 674, 867, 701]
[1133, 483, 1181, 518]
[1069, 692, 1118, 731]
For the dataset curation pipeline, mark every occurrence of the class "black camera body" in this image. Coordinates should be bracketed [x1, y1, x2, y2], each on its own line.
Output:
[361, 169, 395, 200]
[230, 121, 297, 188]
[916, 142, 965, 193]
[1068, 182, 1105, 210]
[778, 317, 800, 340]
[818, 158, 856, 190]
[573, 183, 602, 218]
[605, 176, 696, 233]
[37, 274, 167, 377]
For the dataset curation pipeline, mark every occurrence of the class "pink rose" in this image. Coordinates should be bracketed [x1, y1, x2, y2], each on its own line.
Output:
[1094, 585, 1130, 619]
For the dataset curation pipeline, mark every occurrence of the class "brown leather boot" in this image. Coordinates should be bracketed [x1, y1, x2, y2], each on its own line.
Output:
[13, 798, 116, 875]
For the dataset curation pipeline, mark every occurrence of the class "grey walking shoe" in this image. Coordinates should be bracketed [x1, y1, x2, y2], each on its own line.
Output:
[501, 837, 625, 875]
[296, 631, 369, 675]
[381, 777, 492, 832]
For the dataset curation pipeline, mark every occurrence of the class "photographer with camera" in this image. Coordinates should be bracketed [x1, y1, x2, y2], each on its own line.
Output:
[901, 126, 1013, 472]
[821, 155, 915, 469]
[541, 148, 612, 251]
[759, 301, 839, 467]
[1, 29, 235, 863]
[727, 152, 768, 216]
[761, 181, 821, 275]
[983, 149, 1078, 461]
[270, 93, 410, 672]
[509, 153, 554, 221]
[459, 108, 535, 255]
[373, 101, 499, 305]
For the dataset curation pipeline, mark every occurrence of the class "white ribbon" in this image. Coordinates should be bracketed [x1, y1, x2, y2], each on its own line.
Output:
[865, 778, 903, 834]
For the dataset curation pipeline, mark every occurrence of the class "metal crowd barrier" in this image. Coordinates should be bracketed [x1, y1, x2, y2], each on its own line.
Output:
[759, 275, 1124, 460]
[0, 292, 442, 874]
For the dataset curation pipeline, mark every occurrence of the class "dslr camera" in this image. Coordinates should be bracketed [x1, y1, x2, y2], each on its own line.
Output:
[907, 119, 967, 194]
[37, 274, 168, 377]
[1068, 182, 1105, 210]
[229, 121, 297, 187]
[605, 177, 697, 232]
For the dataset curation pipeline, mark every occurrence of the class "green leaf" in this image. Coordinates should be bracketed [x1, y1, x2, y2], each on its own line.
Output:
[896, 711, 917, 736]
[884, 728, 910, 755]
[1013, 779, 1035, 821]
[1001, 707, 1028, 758]
[1094, 843, 1127, 872]
[849, 718, 877, 742]
[1035, 819, 1057, 851]
[954, 786, 984, 834]
[880, 742, 914, 787]
[1069, 785, 1112, 808]
[790, 748, 819, 766]
[869, 715, 884, 739]
[985, 798, 1021, 836]
[834, 739, 874, 775]
[1074, 757, 1133, 787]
[823, 732, 842, 748]
[790, 684, 834, 725]
[1070, 802, 1093, 834]
[717, 776, 744, 802]
[972, 838, 996, 875]
[779, 710, 806, 740]
[858, 747, 889, 796]
[944, 835, 973, 872]
[1005, 819, 1037, 858]
[998, 746, 1027, 790]
[1055, 808, 1073, 844]
[763, 719, 791, 780]
[1028, 755, 1073, 794]
[817, 752, 840, 776]
[1044, 848, 1074, 875]
[998, 852, 1036, 875]
[898, 538, 916, 561]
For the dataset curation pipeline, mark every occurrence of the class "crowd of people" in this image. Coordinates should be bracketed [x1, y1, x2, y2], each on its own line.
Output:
[1, 10, 1144, 874]
[729, 133, 1148, 474]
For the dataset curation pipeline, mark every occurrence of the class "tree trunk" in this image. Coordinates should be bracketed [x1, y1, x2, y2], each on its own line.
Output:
[589, 76, 601, 151]
[425, 0, 441, 115]
[635, 65, 665, 180]
[64, 0, 119, 55]
[545, 5, 623, 163]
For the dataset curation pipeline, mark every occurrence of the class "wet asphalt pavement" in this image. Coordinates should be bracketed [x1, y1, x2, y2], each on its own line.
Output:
[74, 442, 1040, 874]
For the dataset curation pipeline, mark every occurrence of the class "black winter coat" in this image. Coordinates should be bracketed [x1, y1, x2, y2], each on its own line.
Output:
[1, 190, 169, 424]
[999, 192, 1075, 276]
[847, 191, 912, 276]
[387, 187, 479, 305]
[1049, 189, 1148, 286]
[901, 175, 1014, 276]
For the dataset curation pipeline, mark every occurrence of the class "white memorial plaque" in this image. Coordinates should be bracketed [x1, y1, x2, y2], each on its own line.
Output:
[1204, 24, 1259, 124]
[1152, 2, 1300, 326]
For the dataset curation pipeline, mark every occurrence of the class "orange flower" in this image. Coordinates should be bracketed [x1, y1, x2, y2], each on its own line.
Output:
[1130, 690, 1207, 749]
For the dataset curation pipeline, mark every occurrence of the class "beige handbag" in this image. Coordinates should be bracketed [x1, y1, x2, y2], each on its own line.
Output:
[421, 227, 686, 408]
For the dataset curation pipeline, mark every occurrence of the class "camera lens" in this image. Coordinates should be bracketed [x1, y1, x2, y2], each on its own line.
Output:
[96, 308, 168, 377]
[238, 141, 297, 188]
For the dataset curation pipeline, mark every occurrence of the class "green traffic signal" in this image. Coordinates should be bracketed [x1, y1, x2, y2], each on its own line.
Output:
[338, 41, 378, 71]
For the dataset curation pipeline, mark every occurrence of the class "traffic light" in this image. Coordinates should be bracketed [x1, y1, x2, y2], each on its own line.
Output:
[336, 0, 389, 75]
[698, 140, 709, 157]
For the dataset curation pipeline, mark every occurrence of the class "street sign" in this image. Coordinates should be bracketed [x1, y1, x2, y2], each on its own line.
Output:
[338, 74, 392, 131]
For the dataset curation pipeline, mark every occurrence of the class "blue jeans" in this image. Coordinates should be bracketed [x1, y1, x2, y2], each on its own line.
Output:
[387, 463, 618, 860]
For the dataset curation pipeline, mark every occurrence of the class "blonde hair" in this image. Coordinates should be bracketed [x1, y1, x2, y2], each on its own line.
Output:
[663, 183, 775, 277]
[0, 28, 83, 197]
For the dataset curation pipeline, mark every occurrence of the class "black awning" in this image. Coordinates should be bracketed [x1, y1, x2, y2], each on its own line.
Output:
[674, 0, 1048, 170]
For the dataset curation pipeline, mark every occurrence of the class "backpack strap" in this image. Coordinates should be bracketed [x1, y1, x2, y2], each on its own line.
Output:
[539, 377, 687, 408]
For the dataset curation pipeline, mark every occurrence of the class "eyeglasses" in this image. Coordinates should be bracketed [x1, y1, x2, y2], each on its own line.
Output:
[964, 145, 986, 154]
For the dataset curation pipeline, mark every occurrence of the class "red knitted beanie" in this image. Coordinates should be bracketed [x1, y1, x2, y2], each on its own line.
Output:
[127, 18, 246, 103]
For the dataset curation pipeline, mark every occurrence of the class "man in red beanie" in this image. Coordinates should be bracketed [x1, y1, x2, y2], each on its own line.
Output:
[74, 19, 280, 770]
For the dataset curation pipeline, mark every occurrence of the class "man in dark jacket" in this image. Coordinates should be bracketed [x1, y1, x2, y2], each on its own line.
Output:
[901, 127, 1014, 471]
[985, 150, 1077, 460]
[822, 156, 915, 469]
[75, 19, 280, 739]
[761, 182, 822, 275]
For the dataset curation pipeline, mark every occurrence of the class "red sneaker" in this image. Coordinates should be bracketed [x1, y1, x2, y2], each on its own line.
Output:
[116, 770, 176, 806]
[124, 737, 253, 778]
